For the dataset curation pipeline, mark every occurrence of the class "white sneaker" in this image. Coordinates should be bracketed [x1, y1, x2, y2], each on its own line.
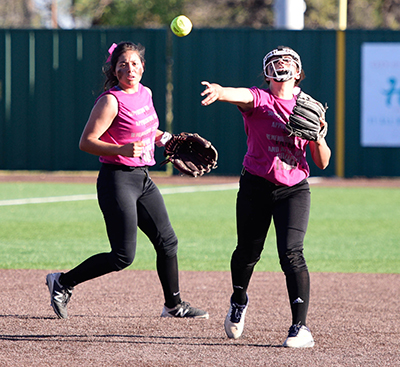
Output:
[224, 295, 248, 339]
[282, 324, 315, 348]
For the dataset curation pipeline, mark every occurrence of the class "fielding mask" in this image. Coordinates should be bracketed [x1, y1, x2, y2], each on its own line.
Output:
[263, 47, 302, 82]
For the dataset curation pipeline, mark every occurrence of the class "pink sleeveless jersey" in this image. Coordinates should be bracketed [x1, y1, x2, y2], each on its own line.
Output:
[96, 84, 159, 167]
[241, 87, 310, 186]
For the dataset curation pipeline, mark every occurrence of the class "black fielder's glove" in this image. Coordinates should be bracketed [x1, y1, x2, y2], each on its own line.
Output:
[286, 91, 328, 141]
[161, 132, 218, 177]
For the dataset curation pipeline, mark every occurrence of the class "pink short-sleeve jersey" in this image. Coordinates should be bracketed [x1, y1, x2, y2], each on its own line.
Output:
[96, 84, 159, 167]
[241, 87, 310, 186]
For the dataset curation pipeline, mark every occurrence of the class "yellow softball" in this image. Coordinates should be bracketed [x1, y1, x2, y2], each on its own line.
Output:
[170, 15, 193, 37]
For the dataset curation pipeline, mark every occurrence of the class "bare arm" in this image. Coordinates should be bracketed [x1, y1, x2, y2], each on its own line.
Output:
[79, 94, 144, 158]
[155, 129, 164, 139]
[309, 119, 331, 169]
[200, 81, 254, 111]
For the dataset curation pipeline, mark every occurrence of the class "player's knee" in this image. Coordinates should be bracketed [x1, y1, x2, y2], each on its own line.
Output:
[156, 233, 178, 258]
[231, 248, 261, 269]
[163, 241, 178, 258]
[279, 249, 308, 274]
[110, 251, 135, 271]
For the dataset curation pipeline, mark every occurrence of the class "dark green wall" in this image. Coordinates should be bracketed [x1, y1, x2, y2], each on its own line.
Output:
[1, 28, 400, 177]
[172, 29, 337, 176]
[0, 29, 167, 171]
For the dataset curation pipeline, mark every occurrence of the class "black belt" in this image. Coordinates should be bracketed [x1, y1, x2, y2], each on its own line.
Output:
[102, 163, 149, 171]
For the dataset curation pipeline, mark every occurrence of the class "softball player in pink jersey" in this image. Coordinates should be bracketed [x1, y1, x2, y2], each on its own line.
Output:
[46, 42, 208, 321]
[201, 46, 331, 347]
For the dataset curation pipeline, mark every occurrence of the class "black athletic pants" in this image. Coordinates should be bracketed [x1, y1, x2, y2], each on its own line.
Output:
[61, 164, 181, 308]
[231, 169, 311, 326]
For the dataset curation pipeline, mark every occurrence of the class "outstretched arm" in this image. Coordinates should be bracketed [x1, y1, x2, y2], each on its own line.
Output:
[200, 81, 254, 111]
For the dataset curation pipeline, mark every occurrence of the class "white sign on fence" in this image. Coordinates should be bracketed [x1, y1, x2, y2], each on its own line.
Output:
[361, 43, 400, 147]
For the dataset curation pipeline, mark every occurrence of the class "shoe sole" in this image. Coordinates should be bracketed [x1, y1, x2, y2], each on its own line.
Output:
[160, 307, 209, 319]
[190, 313, 209, 319]
[161, 312, 209, 319]
[224, 319, 244, 339]
[283, 340, 315, 348]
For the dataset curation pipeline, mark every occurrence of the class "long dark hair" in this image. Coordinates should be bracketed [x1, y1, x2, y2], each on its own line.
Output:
[102, 42, 146, 91]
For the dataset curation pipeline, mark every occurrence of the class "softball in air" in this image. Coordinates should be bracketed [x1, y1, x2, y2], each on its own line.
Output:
[170, 15, 193, 37]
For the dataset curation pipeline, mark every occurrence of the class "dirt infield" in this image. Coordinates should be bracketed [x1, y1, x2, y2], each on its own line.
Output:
[0, 270, 399, 366]
[0, 172, 399, 366]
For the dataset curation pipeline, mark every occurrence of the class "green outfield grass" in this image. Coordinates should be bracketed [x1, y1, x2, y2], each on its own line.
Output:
[0, 182, 399, 273]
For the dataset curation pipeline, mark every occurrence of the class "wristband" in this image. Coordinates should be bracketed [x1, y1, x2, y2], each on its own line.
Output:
[156, 131, 172, 147]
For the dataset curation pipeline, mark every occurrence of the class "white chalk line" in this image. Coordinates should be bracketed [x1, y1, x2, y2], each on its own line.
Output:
[0, 183, 239, 207]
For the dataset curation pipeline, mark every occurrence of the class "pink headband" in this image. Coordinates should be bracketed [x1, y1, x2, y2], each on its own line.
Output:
[106, 43, 117, 63]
